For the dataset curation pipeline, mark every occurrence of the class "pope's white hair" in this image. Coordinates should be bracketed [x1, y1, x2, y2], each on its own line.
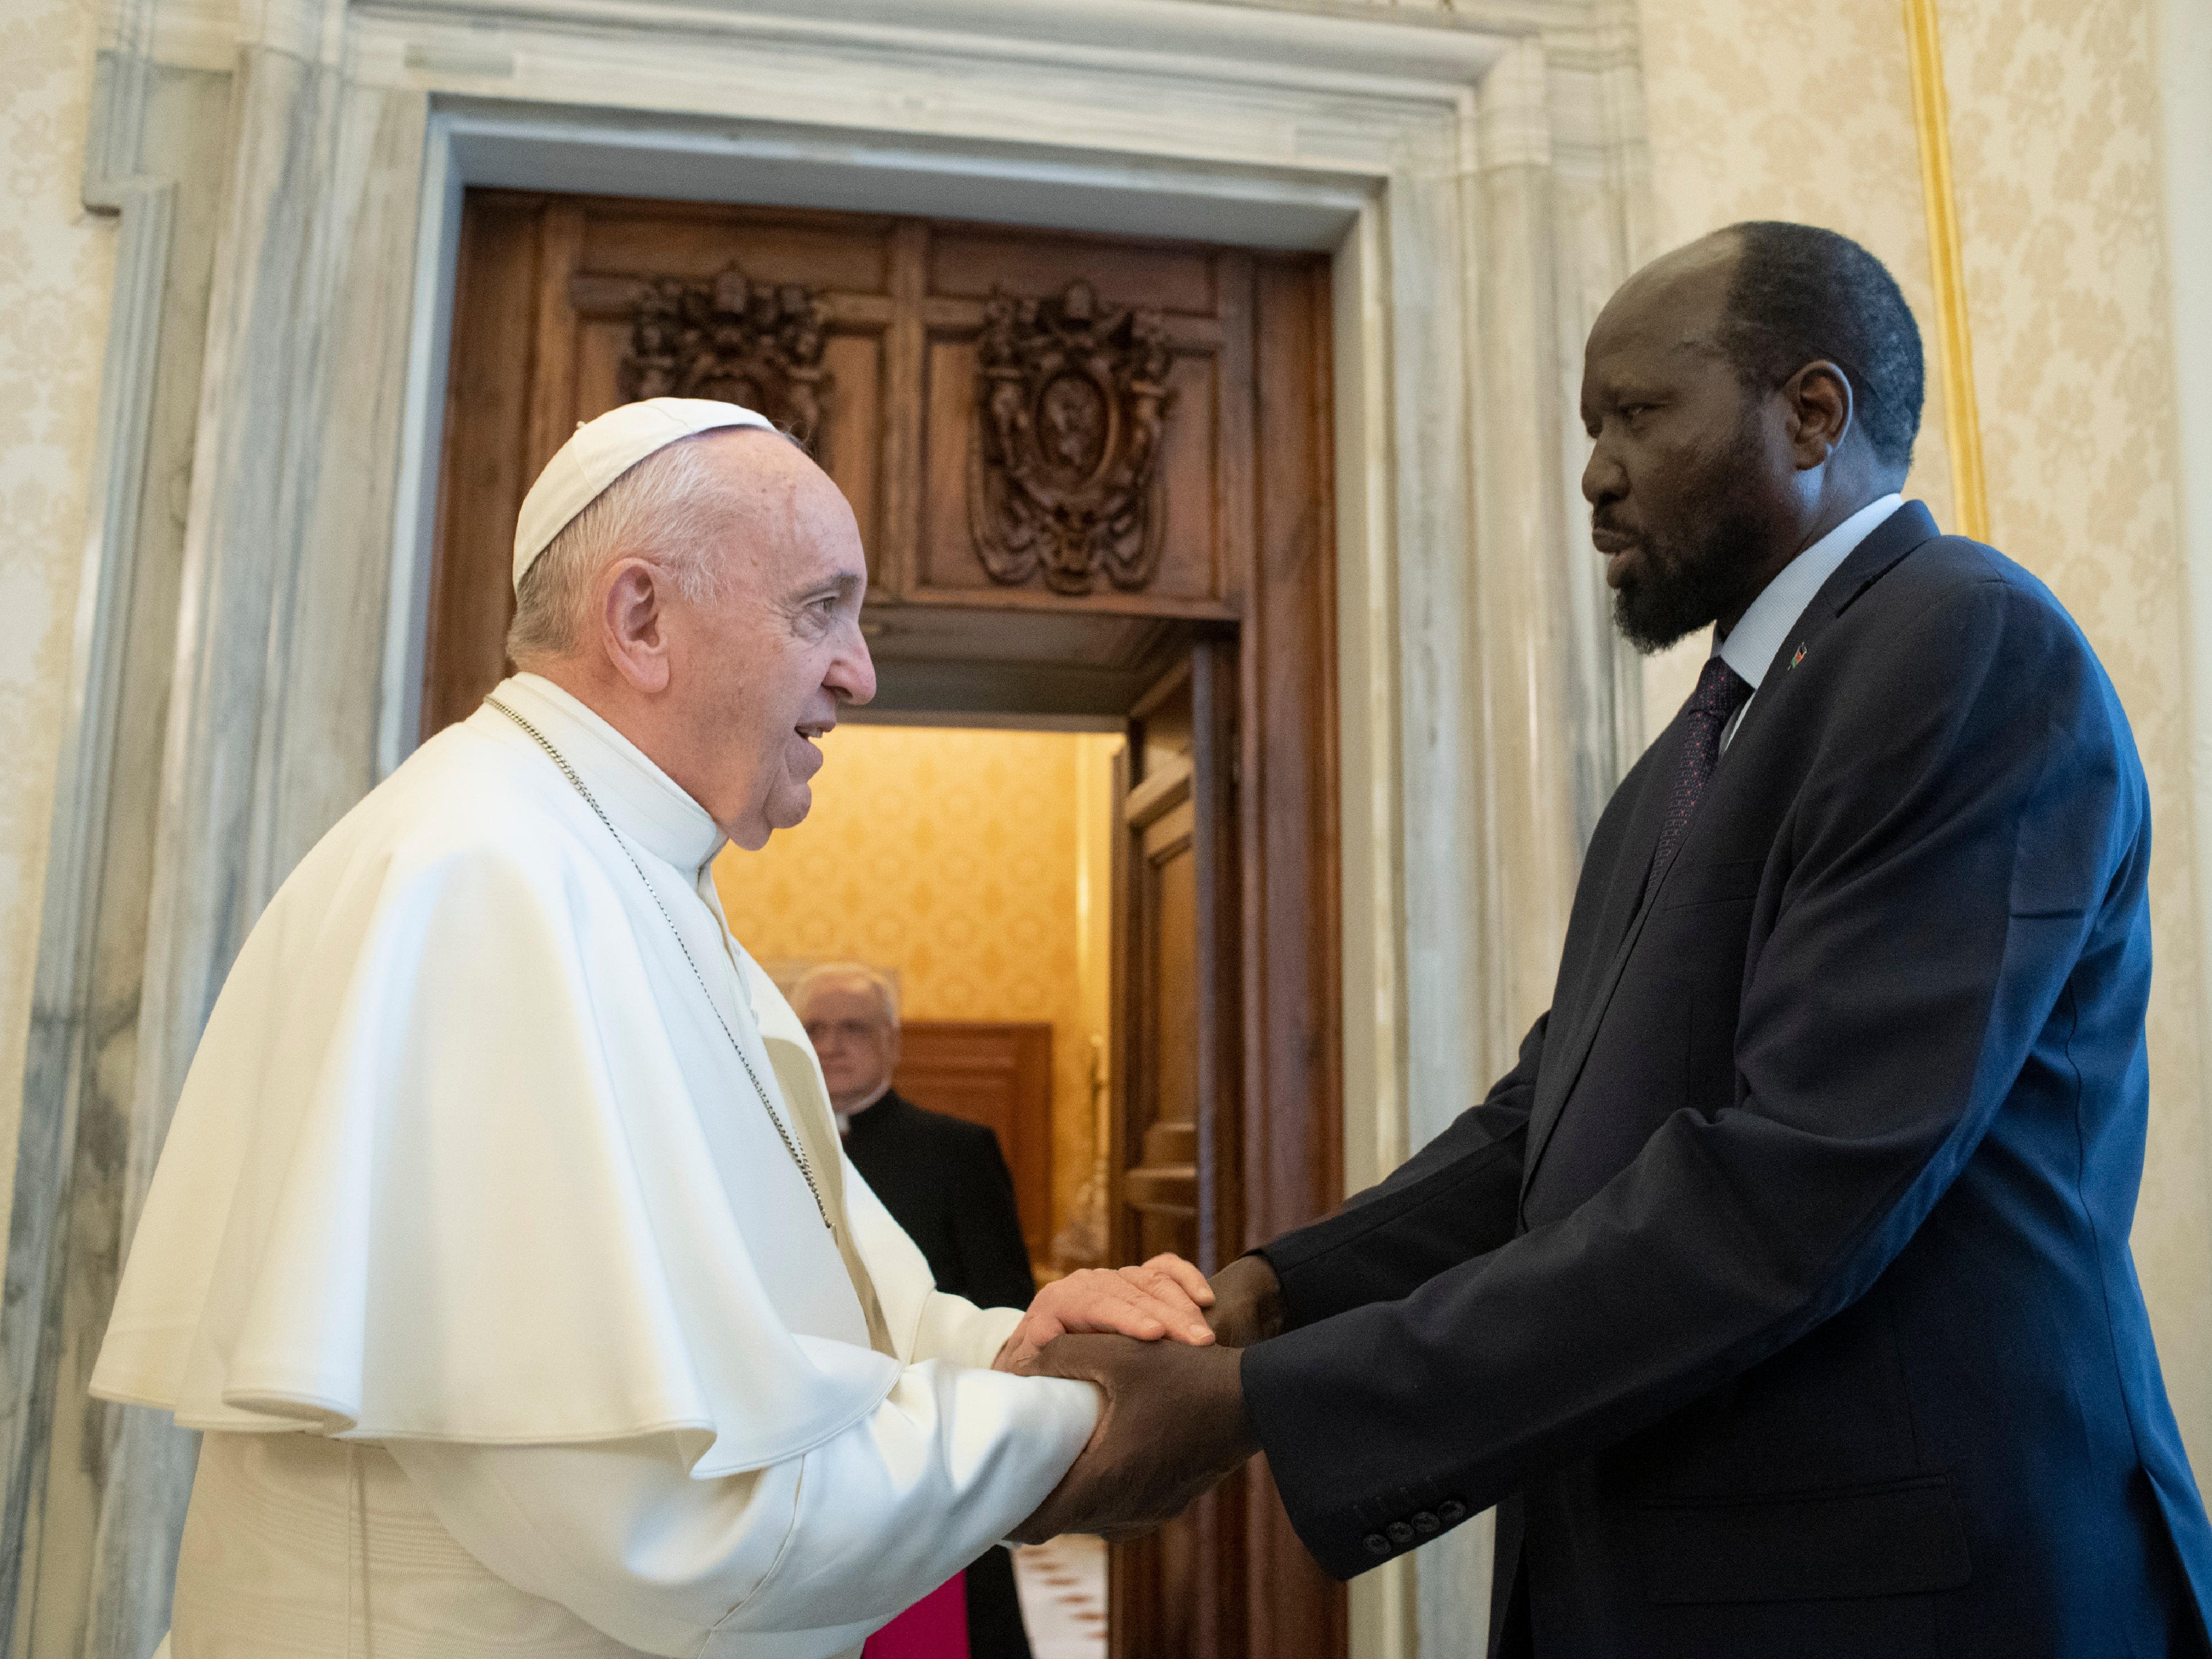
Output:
[791, 961, 901, 1029]
[506, 425, 801, 666]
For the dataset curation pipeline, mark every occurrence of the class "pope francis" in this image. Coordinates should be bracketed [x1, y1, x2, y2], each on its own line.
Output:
[90, 399, 1216, 1657]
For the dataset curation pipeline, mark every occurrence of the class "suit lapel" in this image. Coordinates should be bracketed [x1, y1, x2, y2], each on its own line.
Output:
[1518, 502, 1943, 1203]
[1723, 501, 1939, 754]
[1521, 720, 1683, 1189]
[1826, 499, 1938, 611]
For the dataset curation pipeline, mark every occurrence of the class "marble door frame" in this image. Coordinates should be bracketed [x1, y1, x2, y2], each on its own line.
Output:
[5, 3, 1653, 1656]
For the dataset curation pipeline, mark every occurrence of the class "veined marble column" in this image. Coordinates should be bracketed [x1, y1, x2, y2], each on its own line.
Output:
[73, 15, 427, 1652]
[1395, 33, 1644, 1657]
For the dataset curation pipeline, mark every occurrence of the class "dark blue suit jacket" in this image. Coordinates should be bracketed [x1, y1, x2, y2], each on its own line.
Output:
[1241, 504, 2212, 1657]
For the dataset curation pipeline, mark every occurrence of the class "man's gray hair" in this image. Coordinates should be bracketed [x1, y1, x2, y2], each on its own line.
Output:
[792, 961, 901, 1029]
[506, 425, 802, 665]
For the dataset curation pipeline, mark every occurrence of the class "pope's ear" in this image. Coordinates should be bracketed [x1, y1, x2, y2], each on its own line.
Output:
[601, 560, 672, 694]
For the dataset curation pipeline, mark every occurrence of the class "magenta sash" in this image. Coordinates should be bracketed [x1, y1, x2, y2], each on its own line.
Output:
[862, 1572, 968, 1659]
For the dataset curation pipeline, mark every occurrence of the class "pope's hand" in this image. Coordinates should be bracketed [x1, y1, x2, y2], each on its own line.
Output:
[992, 1255, 1215, 1372]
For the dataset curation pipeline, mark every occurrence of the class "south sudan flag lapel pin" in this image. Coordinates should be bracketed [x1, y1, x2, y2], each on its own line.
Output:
[1789, 642, 1806, 670]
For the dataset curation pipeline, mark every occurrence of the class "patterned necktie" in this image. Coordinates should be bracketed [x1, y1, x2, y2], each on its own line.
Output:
[1653, 655, 1753, 874]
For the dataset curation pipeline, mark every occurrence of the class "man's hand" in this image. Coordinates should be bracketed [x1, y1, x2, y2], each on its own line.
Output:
[992, 1255, 1216, 1372]
[1203, 1253, 1284, 1347]
[1009, 1333, 1257, 1542]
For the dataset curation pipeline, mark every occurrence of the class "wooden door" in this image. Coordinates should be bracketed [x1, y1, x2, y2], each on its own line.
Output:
[892, 1020, 1053, 1262]
[427, 194, 1255, 735]
[1112, 643, 1244, 1658]
[429, 191, 1346, 1659]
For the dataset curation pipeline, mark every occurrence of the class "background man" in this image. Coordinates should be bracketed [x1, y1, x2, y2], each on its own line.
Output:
[1020, 224, 2212, 1657]
[92, 399, 1215, 1658]
[796, 960, 1040, 1657]
[798, 963, 1039, 1325]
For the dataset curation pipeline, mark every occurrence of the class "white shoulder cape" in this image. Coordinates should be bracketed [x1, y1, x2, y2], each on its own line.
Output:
[92, 686, 945, 1477]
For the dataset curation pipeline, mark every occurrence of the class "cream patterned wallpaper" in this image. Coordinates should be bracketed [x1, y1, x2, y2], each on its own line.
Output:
[1631, 0, 1961, 725]
[713, 725, 1118, 1245]
[1940, 0, 2211, 1453]
[0, 0, 116, 1246]
[1632, 0, 2209, 1468]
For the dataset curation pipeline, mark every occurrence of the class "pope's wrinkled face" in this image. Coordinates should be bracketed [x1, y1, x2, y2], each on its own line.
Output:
[799, 978, 899, 1108]
[663, 436, 875, 849]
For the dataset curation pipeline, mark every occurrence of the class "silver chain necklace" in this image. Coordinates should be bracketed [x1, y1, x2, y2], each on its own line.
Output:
[485, 696, 832, 1231]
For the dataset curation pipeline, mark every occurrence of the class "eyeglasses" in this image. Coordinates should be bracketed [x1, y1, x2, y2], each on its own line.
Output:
[804, 1019, 888, 1044]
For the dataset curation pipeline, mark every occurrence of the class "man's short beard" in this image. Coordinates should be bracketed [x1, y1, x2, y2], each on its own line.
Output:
[1611, 410, 1772, 655]
[1612, 525, 1759, 654]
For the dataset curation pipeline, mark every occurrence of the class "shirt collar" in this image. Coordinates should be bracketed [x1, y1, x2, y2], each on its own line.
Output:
[475, 672, 726, 875]
[835, 1079, 895, 1138]
[1715, 494, 1904, 689]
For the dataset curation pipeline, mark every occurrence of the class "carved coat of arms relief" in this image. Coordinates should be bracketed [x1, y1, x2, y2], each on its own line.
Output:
[968, 280, 1175, 596]
[617, 262, 830, 451]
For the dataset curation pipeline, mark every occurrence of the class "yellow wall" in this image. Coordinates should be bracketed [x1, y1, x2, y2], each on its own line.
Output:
[712, 724, 1119, 1246]
[0, 0, 118, 1246]
[1634, 0, 2211, 1467]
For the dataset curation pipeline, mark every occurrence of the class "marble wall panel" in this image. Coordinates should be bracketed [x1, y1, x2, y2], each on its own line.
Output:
[11, 66, 231, 1659]
[9, 45, 432, 1656]
[0, 0, 118, 1252]
[1629, 0, 1962, 731]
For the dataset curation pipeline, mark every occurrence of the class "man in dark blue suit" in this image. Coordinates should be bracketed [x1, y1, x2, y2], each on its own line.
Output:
[1014, 222, 2212, 1656]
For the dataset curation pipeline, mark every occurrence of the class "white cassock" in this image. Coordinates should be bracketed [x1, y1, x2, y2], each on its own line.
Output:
[90, 671, 1098, 1658]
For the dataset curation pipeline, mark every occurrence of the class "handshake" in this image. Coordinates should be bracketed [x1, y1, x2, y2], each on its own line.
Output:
[988, 1253, 1284, 1543]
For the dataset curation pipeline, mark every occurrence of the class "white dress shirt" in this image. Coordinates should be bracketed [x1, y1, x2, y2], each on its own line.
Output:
[1716, 494, 1903, 749]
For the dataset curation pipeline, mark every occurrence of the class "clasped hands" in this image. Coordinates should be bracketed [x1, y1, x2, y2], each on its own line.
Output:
[988, 1253, 1284, 1542]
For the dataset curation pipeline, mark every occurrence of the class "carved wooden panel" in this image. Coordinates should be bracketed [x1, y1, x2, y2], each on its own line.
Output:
[968, 281, 1172, 595]
[918, 227, 1247, 615]
[1111, 645, 1249, 1659]
[1125, 775, 1200, 1261]
[555, 201, 893, 578]
[615, 262, 831, 449]
[892, 1020, 1054, 1262]
[427, 195, 1263, 738]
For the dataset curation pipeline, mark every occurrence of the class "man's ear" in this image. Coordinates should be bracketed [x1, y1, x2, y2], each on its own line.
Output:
[602, 559, 671, 694]
[1783, 360, 1854, 473]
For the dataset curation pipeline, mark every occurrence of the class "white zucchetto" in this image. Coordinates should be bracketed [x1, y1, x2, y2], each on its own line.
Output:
[511, 398, 780, 591]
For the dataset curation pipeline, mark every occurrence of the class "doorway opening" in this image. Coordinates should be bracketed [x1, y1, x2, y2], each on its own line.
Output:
[714, 720, 1125, 1286]
[716, 717, 1121, 1659]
